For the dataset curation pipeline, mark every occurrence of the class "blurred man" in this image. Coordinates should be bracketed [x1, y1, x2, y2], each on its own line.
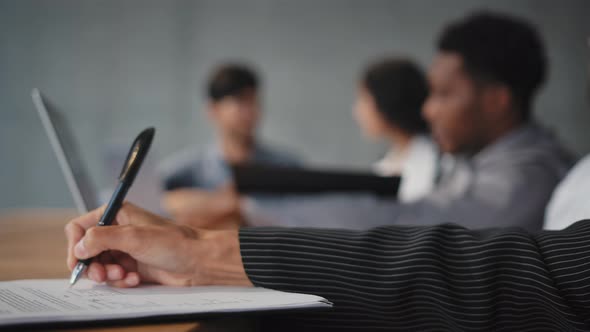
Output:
[158, 64, 299, 220]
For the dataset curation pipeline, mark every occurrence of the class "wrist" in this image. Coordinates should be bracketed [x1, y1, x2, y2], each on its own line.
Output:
[189, 229, 253, 287]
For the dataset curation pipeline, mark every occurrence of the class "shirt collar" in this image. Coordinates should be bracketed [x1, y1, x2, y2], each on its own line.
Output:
[471, 122, 538, 166]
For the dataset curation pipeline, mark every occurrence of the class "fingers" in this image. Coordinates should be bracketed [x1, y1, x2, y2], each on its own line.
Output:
[86, 262, 138, 287]
[65, 205, 108, 270]
[85, 253, 117, 282]
[67, 202, 169, 279]
[106, 272, 141, 288]
[87, 261, 106, 282]
[66, 223, 85, 270]
[88, 264, 140, 287]
[66, 203, 167, 268]
[104, 264, 124, 281]
[83, 249, 139, 286]
[66, 203, 172, 288]
[66, 206, 106, 252]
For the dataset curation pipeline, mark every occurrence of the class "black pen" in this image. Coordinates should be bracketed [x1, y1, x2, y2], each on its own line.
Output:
[69, 127, 155, 286]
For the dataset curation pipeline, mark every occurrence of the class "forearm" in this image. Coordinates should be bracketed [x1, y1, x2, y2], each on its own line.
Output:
[239, 222, 590, 331]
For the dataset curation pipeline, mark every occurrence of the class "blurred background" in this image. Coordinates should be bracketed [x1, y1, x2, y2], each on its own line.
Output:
[1, 0, 589, 210]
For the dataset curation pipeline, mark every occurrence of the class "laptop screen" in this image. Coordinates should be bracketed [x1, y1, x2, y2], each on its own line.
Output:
[32, 88, 99, 213]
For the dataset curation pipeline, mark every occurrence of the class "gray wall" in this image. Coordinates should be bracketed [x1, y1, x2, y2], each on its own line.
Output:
[1, 0, 589, 210]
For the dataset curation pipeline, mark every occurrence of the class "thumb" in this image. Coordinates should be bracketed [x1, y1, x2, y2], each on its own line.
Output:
[74, 225, 141, 259]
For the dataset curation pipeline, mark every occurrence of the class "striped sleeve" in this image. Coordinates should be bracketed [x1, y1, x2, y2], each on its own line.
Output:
[239, 220, 590, 331]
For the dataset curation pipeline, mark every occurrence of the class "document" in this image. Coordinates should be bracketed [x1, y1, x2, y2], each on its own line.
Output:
[0, 279, 331, 327]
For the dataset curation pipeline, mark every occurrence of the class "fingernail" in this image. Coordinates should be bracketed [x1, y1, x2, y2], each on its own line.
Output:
[74, 241, 88, 258]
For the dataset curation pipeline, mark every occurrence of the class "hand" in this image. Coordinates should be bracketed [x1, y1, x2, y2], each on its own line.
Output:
[161, 187, 242, 229]
[64, 202, 252, 288]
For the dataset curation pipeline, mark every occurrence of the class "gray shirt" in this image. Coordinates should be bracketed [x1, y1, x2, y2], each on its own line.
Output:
[244, 124, 575, 232]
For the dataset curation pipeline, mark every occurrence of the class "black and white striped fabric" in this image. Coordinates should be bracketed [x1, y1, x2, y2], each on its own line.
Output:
[240, 220, 590, 331]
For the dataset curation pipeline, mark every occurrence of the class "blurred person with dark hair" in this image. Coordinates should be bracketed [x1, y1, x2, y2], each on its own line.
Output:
[355, 58, 437, 202]
[158, 64, 299, 220]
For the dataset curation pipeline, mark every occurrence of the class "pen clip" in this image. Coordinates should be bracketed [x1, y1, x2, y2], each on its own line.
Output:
[118, 127, 155, 181]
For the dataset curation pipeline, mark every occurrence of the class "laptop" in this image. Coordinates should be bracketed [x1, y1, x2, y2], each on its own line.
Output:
[32, 88, 98, 213]
[32, 88, 163, 215]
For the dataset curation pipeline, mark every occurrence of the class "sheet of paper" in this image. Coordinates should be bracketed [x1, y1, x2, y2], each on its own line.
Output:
[0, 279, 331, 326]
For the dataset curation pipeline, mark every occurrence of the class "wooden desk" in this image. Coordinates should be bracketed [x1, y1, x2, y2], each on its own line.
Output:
[0, 209, 255, 331]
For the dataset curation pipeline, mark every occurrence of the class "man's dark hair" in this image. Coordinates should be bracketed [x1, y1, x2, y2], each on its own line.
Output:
[362, 58, 429, 134]
[438, 11, 547, 119]
[207, 64, 259, 102]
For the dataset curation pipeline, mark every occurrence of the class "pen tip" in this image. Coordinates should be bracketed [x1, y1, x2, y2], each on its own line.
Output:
[69, 273, 79, 287]
[69, 262, 86, 287]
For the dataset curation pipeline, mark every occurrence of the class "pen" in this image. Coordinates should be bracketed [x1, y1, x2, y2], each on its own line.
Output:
[69, 127, 155, 286]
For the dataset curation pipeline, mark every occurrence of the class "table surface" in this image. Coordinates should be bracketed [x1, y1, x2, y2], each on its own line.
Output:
[0, 209, 255, 332]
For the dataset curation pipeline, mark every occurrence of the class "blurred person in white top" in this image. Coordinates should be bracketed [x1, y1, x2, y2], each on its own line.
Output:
[544, 155, 590, 230]
[354, 58, 438, 202]
[543, 38, 590, 230]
